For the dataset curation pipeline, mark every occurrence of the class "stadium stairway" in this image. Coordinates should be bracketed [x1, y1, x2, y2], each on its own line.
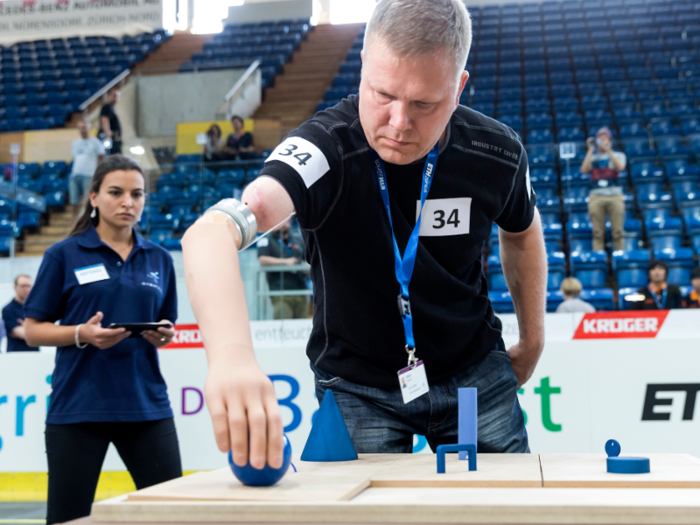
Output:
[133, 31, 213, 76]
[17, 210, 74, 257]
[252, 23, 364, 135]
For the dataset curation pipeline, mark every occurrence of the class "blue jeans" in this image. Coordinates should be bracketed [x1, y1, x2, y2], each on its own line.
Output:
[70, 174, 92, 205]
[312, 344, 529, 453]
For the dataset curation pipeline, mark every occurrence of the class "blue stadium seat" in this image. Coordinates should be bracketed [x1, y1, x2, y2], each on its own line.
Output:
[546, 290, 564, 312]
[579, 288, 615, 311]
[613, 249, 651, 288]
[547, 251, 566, 291]
[529, 167, 557, 190]
[18, 211, 41, 231]
[630, 162, 664, 185]
[647, 217, 683, 252]
[568, 221, 593, 254]
[654, 248, 696, 286]
[622, 218, 642, 251]
[487, 254, 507, 291]
[489, 290, 515, 313]
[526, 145, 555, 167]
[149, 213, 180, 232]
[677, 191, 700, 224]
[542, 222, 563, 253]
[148, 229, 174, 246]
[623, 139, 655, 163]
[657, 138, 691, 162]
[45, 191, 65, 209]
[571, 250, 608, 289]
[527, 127, 554, 144]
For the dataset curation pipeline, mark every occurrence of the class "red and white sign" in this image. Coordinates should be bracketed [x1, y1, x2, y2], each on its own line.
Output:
[573, 311, 670, 339]
[163, 324, 204, 349]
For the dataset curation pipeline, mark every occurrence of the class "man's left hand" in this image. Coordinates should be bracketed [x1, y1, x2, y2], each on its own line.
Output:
[507, 340, 543, 388]
[143, 320, 176, 348]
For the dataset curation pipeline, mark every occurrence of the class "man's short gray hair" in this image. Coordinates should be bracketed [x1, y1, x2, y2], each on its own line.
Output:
[364, 0, 472, 77]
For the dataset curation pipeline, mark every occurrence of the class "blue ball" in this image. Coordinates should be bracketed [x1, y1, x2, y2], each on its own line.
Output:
[228, 435, 292, 487]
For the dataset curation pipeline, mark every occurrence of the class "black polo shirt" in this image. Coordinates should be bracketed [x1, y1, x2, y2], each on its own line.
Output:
[261, 95, 536, 389]
[2, 298, 38, 352]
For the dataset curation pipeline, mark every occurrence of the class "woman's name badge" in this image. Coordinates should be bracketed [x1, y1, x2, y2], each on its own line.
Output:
[398, 361, 429, 404]
[74, 264, 110, 285]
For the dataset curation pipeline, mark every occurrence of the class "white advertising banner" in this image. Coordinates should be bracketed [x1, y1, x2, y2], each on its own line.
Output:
[1, 311, 699, 472]
[0, 0, 164, 44]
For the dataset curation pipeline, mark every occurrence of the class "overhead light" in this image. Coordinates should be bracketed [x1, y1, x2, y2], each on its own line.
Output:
[130, 146, 145, 155]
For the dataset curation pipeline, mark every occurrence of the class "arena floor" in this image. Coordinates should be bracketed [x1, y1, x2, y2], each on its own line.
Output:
[0, 502, 46, 524]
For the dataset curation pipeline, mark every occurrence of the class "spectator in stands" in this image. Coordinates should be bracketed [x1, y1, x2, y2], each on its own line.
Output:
[2, 275, 39, 352]
[581, 127, 627, 251]
[633, 260, 683, 310]
[98, 88, 122, 155]
[203, 124, 224, 165]
[70, 120, 105, 215]
[224, 115, 256, 160]
[23, 155, 182, 525]
[556, 277, 596, 313]
[257, 220, 309, 319]
[682, 267, 700, 308]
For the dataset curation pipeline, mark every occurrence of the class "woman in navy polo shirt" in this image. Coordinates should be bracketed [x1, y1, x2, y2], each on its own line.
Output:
[24, 155, 182, 525]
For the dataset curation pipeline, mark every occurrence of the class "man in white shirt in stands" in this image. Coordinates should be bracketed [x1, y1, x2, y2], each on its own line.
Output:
[70, 120, 105, 215]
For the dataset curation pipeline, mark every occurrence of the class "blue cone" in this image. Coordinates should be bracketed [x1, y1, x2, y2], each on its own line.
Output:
[301, 390, 358, 462]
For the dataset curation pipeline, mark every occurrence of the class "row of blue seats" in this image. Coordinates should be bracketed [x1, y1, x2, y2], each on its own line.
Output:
[5, 32, 165, 51]
[471, 0, 693, 13]
[490, 288, 617, 312]
[490, 248, 696, 292]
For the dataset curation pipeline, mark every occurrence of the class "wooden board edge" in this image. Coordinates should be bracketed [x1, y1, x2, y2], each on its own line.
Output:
[543, 480, 700, 489]
[91, 500, 700, 524]
[369, 480, 542, 489]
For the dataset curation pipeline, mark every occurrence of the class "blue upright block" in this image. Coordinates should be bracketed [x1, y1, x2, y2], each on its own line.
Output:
[437, 444, 477, 473]
[458, 388, 477, 460]
[300, 390, 358, 462]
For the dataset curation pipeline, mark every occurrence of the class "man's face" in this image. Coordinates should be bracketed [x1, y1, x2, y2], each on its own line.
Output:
[649, 266, 667, 284]
[359, 38, 468, 165]
[692, 277, 700, 293]
[15, 277, 31, 301]
[232, 118, 243, 133]
[78, 121, 90, 138]
[108, 90, 120, 104]
[596, 135, 611, 151]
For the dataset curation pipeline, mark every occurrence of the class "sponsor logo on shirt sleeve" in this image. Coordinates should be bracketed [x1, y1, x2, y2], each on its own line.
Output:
[265, 137, 330, 188]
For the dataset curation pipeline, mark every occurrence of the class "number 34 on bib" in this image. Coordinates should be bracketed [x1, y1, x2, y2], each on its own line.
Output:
[415, 197, 472, 237]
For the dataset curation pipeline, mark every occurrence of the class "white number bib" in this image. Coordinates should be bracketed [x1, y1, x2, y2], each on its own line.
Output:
[415, 197, 472, 237]
[74, 264, 110, 285]
[265, 137, 330, 188]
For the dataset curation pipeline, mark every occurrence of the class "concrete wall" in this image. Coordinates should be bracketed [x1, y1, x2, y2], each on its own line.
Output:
[135, 70, 246, 138]
[223, 0, 313, 25]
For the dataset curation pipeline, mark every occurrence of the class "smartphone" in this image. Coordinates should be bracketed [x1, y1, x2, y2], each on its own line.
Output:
[108, 322, 173, 337]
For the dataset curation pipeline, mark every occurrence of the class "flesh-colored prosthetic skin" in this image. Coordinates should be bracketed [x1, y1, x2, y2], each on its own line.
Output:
[181, 177, 294, 465]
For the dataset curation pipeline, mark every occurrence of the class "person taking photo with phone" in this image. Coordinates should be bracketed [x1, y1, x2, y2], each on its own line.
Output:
[581, 127, 627, 251]
[24, 155, 181, 525]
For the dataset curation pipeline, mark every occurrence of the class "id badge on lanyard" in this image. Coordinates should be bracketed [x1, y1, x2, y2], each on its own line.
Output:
[372, 142, 439, 404]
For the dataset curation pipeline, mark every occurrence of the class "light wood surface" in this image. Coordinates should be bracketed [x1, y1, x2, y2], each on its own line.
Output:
[540, 454, 700, 488]
[89, 453, 700, 524]
[91, 488, 700, 524]
[371, 453, 542, 488]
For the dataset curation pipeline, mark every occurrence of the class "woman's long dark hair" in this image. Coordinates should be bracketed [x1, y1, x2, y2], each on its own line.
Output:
[70, 155, 145, 237]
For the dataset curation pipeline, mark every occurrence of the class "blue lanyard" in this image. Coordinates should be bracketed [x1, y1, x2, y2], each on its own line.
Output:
[648, 285, 667, 310]
[371, 141, 439, 352]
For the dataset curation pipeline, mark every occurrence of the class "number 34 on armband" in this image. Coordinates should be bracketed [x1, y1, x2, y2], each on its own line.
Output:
[265, 137, 331, 189]
[415, 197, 472, 237]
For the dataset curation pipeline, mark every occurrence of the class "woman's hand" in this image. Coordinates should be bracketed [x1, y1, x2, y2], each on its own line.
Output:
[79, 311, 130, 349]
[143, 320, 175, 348]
